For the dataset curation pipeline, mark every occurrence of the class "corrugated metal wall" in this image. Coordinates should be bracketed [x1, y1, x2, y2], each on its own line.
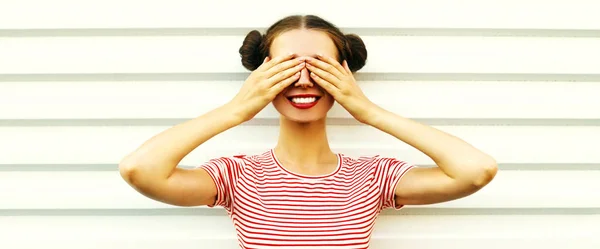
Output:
[1, 0, 599, 248]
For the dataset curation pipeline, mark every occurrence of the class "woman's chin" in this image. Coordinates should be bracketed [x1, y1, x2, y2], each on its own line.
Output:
[281, 113, 326, 124]
[273, 99, 333, 124]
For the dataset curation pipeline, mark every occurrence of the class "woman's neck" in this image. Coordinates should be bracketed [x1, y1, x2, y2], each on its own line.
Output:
[273, 116, 337, 168]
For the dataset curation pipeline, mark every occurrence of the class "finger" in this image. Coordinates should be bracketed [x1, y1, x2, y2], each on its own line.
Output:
[318, 54, 348, 76]
[310, 71, 339, 97]
[258, 52, 296, 72]
[305, 63, 341, 88]
[270, 71, 301, 94]
[264, 57, 304, 79]
[307, 54, 346, 79]
[342, 60, 352, 74]
[266, 61, 305, 86]
[255, 56, 270, 70]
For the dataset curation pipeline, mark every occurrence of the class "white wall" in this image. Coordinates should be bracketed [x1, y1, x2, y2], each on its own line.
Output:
[1, 0, 599, 248]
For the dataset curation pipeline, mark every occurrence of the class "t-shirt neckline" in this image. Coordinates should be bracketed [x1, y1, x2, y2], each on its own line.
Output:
[269, 149, 342, 179]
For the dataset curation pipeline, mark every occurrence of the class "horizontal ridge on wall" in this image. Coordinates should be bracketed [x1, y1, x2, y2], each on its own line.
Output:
[2, 36, 600, 74]
[1, 215, 598, 248]
[2, 28, 600, 38]
[2, 163, 599, 172]
[3, 73, 600, 82]
[1, 0, 600, 30]
[2, 81, 599, 121]
[4, 118, 600, 127]
[1, 126, 599, 165]
[1, 207, 599, 216]
[1, 170, 599, 209]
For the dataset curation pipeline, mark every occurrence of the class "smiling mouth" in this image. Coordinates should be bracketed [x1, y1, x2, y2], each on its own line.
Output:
[286, 95, 321, 109]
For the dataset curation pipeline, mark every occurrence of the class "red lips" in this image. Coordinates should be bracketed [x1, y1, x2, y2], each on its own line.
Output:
[286, 94, 321, 109]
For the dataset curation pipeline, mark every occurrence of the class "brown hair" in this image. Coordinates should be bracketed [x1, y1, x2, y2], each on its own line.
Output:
[239, 15, 367, 72]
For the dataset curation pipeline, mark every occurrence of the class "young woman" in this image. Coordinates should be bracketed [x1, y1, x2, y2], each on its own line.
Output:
[119, 15, 498, 248]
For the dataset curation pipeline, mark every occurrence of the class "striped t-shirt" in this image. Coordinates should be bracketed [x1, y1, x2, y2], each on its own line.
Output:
[199, 149, 415, 249]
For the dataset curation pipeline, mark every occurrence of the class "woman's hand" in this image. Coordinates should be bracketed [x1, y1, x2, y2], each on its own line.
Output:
[305, 54, 378, 123]
[228, 53, 306, 122]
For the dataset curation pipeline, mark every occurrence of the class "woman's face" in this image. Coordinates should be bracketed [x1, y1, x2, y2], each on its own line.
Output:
[269, 29, 338, 123]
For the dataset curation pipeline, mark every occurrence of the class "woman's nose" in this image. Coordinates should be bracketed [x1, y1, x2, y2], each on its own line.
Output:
[294, 67, 314, 88]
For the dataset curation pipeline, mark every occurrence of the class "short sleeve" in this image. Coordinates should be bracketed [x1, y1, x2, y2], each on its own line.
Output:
[196, 156, 244, 211]
[372, 157, 416, 210]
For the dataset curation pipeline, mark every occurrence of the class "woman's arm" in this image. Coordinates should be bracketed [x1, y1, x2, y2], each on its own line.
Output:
[303, 54, 497, 205]
[366, 106, 498, 205]
[118, 104, 244, 206]
[119, 53, 305, 207]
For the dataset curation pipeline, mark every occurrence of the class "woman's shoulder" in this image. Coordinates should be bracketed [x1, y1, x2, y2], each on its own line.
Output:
[340, 153, 411, 168]
[340, 153, 382, 163]
[225, 149, 273, 166]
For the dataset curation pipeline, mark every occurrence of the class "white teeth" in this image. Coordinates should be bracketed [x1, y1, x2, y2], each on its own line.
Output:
[291, 97, 317, 104]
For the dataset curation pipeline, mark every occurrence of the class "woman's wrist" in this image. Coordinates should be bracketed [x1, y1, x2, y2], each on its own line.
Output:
[213, 102, 248, 126]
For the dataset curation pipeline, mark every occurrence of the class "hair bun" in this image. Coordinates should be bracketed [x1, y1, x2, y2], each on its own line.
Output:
[239, 30, 265, 71]
[344, 34, 367, 72]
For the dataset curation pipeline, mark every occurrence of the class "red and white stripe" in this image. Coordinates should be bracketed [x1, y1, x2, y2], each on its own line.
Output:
[200, 149, 414, 249]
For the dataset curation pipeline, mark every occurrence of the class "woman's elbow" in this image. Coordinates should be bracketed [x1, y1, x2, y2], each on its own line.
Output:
[118, 160, 165, 201]
[118, 155, 154, 187]
[470, 157, 498, 188]
[118, 160, 141, 185]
